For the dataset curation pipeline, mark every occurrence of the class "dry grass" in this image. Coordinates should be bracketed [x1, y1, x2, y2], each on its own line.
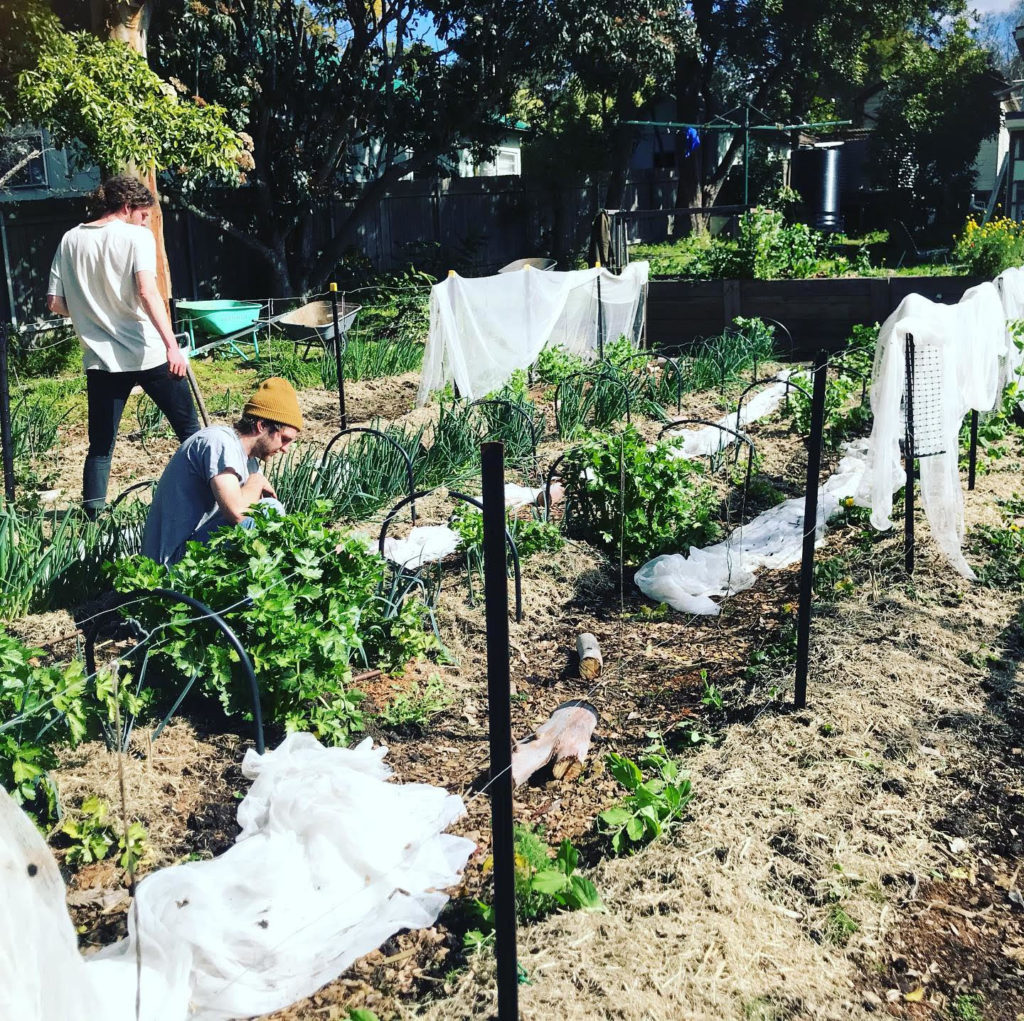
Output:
[406, 456, 1024, 1019]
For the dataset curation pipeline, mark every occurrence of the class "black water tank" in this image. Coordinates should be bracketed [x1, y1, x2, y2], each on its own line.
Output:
[791, 145, 843, 231]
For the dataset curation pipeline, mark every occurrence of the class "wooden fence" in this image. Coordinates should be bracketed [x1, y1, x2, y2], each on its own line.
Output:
[646, 275, 988, 352]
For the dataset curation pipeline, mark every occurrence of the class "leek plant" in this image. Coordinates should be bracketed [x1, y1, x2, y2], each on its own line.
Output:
[0, 502, 148, 620]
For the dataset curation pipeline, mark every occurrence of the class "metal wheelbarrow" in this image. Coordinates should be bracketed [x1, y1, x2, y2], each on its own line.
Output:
[276, 299, 361, 358]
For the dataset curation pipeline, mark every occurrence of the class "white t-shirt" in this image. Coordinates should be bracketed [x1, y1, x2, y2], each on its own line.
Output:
[48, 220, 166, 372]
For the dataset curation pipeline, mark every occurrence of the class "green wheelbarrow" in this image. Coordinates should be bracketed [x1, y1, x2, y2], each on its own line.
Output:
[175, 299, 265, 358]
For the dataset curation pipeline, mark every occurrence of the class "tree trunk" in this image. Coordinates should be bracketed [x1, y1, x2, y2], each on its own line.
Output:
[95, 1, 173, 303]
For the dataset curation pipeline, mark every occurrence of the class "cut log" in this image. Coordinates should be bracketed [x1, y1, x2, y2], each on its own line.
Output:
[576, 633, 602, 681]
[511, 700, 599, 787]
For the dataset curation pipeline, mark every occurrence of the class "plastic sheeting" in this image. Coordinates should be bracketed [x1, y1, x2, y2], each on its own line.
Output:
[635, 439, 902, 614]
[2, 733, 474, 1021]
[418, 262, 649, 405]
[855, 283, 1004, 578]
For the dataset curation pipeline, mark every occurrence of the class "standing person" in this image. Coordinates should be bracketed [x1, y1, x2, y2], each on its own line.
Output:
[46, 175, 199, 518]
[141, 377, 303, 566]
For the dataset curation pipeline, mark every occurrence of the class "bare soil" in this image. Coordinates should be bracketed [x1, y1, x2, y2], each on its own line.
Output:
[10, 369, 1024, 1020]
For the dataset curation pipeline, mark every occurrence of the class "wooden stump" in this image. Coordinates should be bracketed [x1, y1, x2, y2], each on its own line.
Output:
[511, 700, 599, 787]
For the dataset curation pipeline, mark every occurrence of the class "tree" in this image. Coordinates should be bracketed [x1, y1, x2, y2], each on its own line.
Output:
[670, 0, 966, 231]
[148, 0, 685, 293]
[869, 18, 1000, 228]
[0, 0, 247, 297]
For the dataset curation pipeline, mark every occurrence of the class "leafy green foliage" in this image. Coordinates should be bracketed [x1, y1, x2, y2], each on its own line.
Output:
[534, 344, 586, 385]
[16, 26, 245, 178]
[726, 207, 823, 280]
[560, 426, 721, 563]
[58, 796, 149, 872]
[111, 505, 439, 744]
[0, 634, 139, 826]
[598, 749, 693, 855]
[465, 827, 602, 948]
[376, 674, 453, 732]
[633, 210, 823, 280]
[971, 495, 1024, 591]
[451, 505, 564, 563]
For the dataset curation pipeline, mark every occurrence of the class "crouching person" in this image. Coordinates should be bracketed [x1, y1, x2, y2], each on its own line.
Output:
[141, 377, 303, 566]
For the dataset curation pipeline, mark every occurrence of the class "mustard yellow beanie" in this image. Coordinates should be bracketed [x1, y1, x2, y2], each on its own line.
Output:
[244, 377, 304, 431]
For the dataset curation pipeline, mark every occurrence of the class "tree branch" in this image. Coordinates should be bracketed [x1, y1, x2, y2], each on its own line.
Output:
[0, 149, 44, 190]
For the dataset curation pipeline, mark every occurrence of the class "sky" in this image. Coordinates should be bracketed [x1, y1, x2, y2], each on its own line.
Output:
[972, 0, 1018, 13]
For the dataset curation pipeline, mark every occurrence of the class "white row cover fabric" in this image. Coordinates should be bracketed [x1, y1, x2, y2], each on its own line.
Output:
[2, 733, 474, 1021]
[636, 438, 903, 614]
[418, 262, 649, 405]
[855, 283, 1004, 578]
[382, 524, 460, 568]
[664, 371, 797, 459]
[997, 266, 1024, 393]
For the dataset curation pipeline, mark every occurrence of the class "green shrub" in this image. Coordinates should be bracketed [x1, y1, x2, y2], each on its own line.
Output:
[953, 215, 1024, 278]
[464, 827, 602, 949]
[111, 504, 439, 745]
[534, 344, 585, 385]
[560, 426, 721, 563]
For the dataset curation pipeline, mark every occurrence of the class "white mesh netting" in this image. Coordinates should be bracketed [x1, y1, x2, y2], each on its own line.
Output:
[855, 282, 1005, 578]
[1, 733, 474, 1021]
[418, 262, 649, 405]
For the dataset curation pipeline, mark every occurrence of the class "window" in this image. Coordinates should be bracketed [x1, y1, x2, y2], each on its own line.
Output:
[1012, 179, 1024, 221]
[494, 147, 520, 176]
[0, 130, 47, 189]
[1013, 133, 1024, 163]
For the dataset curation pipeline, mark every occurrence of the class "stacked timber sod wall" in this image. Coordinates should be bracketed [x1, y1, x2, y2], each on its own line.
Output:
[646, 276, 987, 351]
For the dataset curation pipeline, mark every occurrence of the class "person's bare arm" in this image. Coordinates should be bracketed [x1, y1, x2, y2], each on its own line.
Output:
[46, 293, 69, 317]
[136, 269, 187, 378]
[209, 470, 277, 524]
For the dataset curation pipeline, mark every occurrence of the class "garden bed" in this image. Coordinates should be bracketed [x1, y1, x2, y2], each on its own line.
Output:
[5, 311, 1024, 1020]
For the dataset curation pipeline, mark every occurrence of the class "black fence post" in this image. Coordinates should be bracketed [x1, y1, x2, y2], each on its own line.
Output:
[904, 334, 916, 575]
[0, 320, 14, 504]
[794, 352, 829, 710]
[329, 283, 347, 427]
[481, 440, 519, 1021]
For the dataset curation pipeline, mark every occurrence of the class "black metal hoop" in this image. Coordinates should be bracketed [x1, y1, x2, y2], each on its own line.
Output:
[107, 479, 157, 511]
[554, 369, 632, 436]
[82, 587, 264, 754]
[734, 374, 812, 434]
[322, 426, 417, 522]
[378, 489, 522, 621]
[469, 398, 542, 478]
[659, 418, 757, 493]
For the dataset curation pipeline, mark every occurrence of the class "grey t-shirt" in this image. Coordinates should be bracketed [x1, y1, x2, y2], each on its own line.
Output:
[142, 426, 258, 565]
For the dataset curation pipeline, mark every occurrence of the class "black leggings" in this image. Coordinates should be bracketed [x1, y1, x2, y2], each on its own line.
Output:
[84, 366, 199, 513]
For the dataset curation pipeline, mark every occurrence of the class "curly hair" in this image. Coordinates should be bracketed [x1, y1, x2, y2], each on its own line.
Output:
[95, 175, 155, 214]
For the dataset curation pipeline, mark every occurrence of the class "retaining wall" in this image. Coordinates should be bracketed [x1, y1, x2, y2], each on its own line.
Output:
[647, 276, 987, 353]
